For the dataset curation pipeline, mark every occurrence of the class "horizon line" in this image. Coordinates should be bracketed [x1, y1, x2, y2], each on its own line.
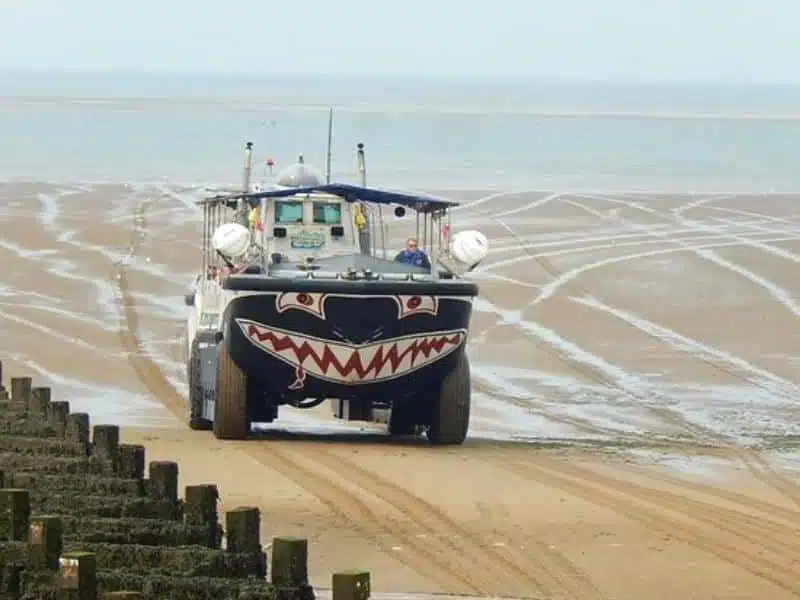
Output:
[1, 68, 800, 87]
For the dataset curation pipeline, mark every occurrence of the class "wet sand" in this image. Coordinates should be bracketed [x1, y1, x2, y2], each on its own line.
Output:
[1, 182, 799, 599]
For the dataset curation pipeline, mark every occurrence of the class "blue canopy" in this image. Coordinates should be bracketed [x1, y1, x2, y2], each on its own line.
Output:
[204, 182, 459, 213]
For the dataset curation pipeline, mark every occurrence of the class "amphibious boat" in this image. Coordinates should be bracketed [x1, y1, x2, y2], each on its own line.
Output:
[185, 140, 489, 444]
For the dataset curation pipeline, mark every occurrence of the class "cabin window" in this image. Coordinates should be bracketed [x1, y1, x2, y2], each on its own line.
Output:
[275, 201, 304, 224]
[312, 202, 342, 225]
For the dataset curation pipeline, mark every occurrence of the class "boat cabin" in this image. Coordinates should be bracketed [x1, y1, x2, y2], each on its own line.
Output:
[261, 163, 359, 265]
[195, 143, 486, 287]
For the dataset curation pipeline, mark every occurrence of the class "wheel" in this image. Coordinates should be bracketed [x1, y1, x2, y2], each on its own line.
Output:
[388, 402, 419, 436]
[188, 338, 212, 431]
[212, 342, 250, 440]
[426, 352, 471, 445]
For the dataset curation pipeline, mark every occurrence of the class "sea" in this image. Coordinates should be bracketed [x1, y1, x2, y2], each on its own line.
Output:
[4, 71, 800, 191]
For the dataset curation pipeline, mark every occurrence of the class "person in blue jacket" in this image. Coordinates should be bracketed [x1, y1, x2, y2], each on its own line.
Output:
[394, 237, 431, 270]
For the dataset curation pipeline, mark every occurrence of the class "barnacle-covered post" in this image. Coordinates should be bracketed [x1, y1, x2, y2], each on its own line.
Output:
[66, 413, 90, 444]
[333, 570, 371, 600]
[225, 507, 261, 554]
[10, 376, 32, 411]
[185, 485, 221, 548]
[148, 461, 179, 505]
[59, 551, 97, 600]
[29, 386, 51, 418]
[0, 489, 30, 540]
[29, 515, 63, 570]
[271, 536, 308, 587]
[93, 425, 120, 474]
[118, 444, 146, 479]
[47, 401, 69, 438]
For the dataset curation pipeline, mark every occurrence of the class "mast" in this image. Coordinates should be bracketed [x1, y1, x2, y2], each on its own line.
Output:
[325, 107, 334, 184]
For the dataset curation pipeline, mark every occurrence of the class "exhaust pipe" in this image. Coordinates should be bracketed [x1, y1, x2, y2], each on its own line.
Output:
[242, 141, 253, 192]
[357, 142, 366, 186]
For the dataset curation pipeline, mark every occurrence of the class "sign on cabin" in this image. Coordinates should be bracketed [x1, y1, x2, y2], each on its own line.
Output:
[290, 230, 327, 250]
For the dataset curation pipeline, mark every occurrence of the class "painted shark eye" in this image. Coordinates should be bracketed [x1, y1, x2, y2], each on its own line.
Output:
[396, 295, 438, 318]
[276, 292, 327, 319]
[296, 293, 312, 306]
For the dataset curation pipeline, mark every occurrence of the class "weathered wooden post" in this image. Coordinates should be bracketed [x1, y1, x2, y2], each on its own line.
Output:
[29, 515, 63, 570]
[66, 413, 91, 445]
[0, 489, 31, 540]
[148, 461, 179, 519]
[2, 563, 24, 597]
[10, 377, 32, 411]
[30, 386, 51, 417]
[332, 570, 371, 600]
[118, 444, 146, 479]
[148, 461, 179, 502]
[48, 401, 70, 438]
[92, 425, 120, 473]
[270, 536, 308, 587]
[226, 507, 260, 553]
[226, 507, 266, 578]
[58, 551, 97, 600]
[185, 484, 221, 547]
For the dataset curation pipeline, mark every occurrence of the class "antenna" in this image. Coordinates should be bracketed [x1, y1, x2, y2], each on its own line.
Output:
[325, 107, 334, 184]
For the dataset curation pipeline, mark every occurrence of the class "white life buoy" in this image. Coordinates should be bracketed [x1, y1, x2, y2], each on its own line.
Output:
[212, 222, 251, 258]
[449, 230, 489, 266]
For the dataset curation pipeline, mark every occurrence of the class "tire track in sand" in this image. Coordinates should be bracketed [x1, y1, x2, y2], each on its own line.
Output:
[239, 442, 489, 594]
[570, 294, 800, 508]
[612, 461, 800, 527]
[493, 451, 800, 596]
[472, 377, 718, 451]
[111, 195, 191, 422]
[483, 193, 800, 511]
[308, 445, 602, 600]
[566, 194, 800, 508]
[241, 441, 604, 599]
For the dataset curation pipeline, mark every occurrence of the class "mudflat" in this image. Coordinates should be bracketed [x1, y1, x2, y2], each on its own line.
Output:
[1, 182, 798, 599]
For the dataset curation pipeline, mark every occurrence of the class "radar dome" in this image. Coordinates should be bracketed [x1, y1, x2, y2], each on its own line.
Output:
[450, 230, 489, 266]
[275, 163, 324, 188]
[212, 223, 251, 259]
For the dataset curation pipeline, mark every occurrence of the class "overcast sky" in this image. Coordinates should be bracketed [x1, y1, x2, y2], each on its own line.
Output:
[1, 0, 797, 83]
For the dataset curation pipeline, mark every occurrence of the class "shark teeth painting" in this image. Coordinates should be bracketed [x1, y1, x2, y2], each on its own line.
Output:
[236, 318, 466, 388]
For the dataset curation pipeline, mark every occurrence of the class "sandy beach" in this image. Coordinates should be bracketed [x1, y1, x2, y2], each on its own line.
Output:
[1, 182, 798, 599]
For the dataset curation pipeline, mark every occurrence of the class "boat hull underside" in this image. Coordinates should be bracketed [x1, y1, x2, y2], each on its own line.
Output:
[223, 291, 473, 403]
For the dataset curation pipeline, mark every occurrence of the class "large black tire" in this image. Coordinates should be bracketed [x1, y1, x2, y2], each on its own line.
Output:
[388, 405, 418, 436]
[188, 337, 212, 431]
[426, 352, 471, 445]
[213, 342, 249, 440]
